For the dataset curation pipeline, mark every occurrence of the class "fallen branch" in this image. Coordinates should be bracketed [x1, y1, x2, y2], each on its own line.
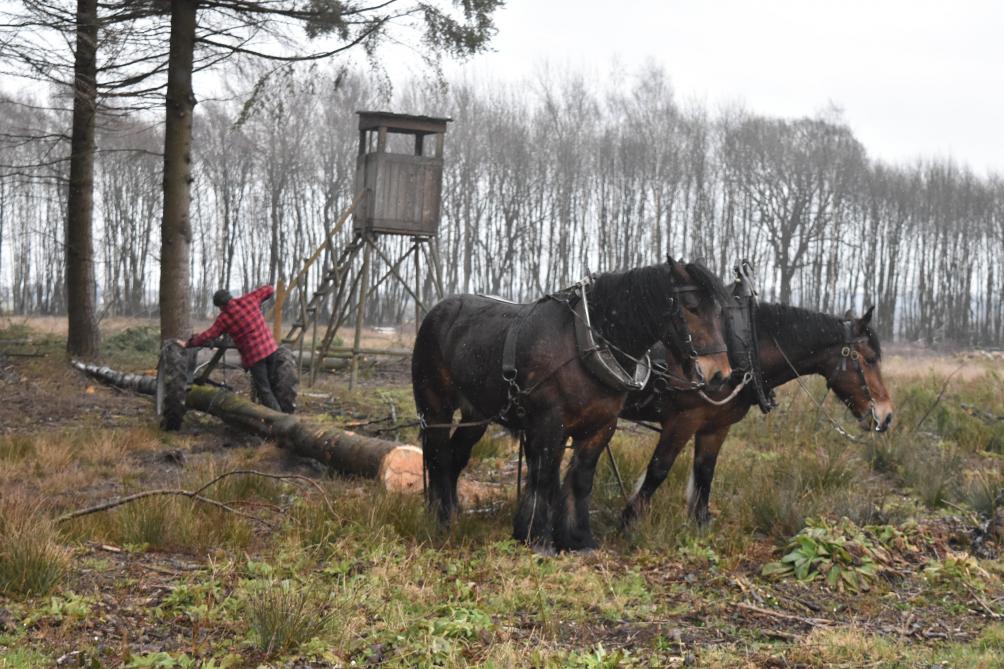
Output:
[56, 488, 274, 528]
[959, 402, 1004, 423]
[190, 468, 339, 519]
[965, 584, 1003, 619]
[735, 602, 835, 628]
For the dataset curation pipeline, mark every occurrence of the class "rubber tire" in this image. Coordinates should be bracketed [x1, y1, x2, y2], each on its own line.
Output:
[156, 341, 189, 431]
[271, 346, 298, 414]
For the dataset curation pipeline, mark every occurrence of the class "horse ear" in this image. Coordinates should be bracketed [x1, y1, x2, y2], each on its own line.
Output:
[666, 256, 688, 280]
[844, 309, 856, 321]
[860, 306, 874, 326]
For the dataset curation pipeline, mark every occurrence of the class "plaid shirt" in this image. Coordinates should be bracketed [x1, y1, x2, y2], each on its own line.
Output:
[188, 285, 278, 368]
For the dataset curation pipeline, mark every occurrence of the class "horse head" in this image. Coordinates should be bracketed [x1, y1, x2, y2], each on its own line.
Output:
[822, 306, 894, 432]
[664, 257, 733, 392]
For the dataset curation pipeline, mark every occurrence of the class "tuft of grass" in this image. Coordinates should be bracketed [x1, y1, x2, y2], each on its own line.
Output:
[242, 579, 330, 657]
[734, 447, 878, 539]
[901, 441, 963, 508]
[0, 647, 54, 668]
[958, 469, 1004, 518]
[0, 496, 69, 598]
[0, 436, 35, 462]
[781, 627, 909, 667]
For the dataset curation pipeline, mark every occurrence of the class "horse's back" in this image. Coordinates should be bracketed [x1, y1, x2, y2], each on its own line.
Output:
[413, 295, 531, 407]
[418, 294, 526, 350]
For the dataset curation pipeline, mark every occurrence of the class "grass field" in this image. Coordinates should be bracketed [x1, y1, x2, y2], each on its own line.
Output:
[2, 318, 1004, 667]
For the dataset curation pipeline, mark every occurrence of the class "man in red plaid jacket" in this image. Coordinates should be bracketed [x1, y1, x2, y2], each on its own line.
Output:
[185, 285, 281, 410]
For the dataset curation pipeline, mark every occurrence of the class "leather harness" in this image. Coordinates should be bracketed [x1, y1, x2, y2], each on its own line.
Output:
[496, 273, 712, 424]
[726, 260, 776, 414]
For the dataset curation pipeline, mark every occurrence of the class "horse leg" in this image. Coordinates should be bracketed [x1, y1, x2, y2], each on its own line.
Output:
[445, 417, 489, 512]
[621, 420, 696, 527]
[412, 356, 458, 524]
[555, 421, 617, 552]
[420, 416, 458, 524]
[687, 426, 730, 526]
[513, 415, 567, 551]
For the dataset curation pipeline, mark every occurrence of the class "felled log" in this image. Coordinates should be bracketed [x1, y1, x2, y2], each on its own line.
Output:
[72, 363, 158, 394]
[70, 360, 423, 493]
[195, 348, 353, 372]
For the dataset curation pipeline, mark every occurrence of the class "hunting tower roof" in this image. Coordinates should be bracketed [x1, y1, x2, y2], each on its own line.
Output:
[356, 111, 452, 135]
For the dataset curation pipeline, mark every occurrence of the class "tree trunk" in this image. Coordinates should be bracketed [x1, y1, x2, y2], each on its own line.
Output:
[159, 0, 198, 340]
[70, 360, 422, 491]
[65, 0, 100, 359]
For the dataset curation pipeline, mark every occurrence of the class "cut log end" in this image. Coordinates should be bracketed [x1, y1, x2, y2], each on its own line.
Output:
[378, 445, 424, 494]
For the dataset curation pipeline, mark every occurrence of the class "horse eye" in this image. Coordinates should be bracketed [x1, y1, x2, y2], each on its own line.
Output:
[865, 357, 878, 366]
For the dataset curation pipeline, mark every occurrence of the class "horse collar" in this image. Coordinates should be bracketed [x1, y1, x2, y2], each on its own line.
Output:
[572, 280, 652, 392]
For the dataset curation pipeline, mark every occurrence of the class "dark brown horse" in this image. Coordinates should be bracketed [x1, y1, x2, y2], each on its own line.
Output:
[412, 259, 734, 551]
[620, 303, 894, 527]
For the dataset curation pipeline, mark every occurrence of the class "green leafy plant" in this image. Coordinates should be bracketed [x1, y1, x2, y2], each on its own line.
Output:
[126, 651, 196, 668]
[425, 605, 492, 640]
[564, 643, 635, 668]
[22, 592, 95, 627]
[924, 552, 989, 586]
[761, 518, 891, 592]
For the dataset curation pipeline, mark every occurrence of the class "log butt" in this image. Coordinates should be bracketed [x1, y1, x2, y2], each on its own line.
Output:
[378, 445, 424, 494]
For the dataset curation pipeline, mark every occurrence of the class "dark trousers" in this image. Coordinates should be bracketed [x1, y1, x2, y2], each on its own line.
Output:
[249, 351, 280, 411]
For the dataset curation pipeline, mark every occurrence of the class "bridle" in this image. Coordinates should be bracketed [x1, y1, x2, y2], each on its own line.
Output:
[825, 321, 879, 427]
[655, 282, 729, 388]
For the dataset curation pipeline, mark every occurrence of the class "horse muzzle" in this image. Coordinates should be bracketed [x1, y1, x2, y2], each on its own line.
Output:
[693, 353, 732, 390]
[861, 400, 894, 433]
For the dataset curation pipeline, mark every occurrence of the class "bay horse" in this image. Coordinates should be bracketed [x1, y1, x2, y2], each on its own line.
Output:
[412, 259, 734, 551]
[620, 303, 894, 527]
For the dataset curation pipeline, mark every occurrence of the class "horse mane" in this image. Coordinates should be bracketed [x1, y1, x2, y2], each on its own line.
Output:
[586, 263, 674, 352]
[584, 260, 729, 356]
[758, 303, 882, 359]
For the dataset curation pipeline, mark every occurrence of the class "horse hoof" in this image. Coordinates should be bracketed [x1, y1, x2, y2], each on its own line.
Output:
[690, 512, 714, 530]
[530, 542, 556, 557]
[620, 507, 640, 530]
[555, 535, 599, 553]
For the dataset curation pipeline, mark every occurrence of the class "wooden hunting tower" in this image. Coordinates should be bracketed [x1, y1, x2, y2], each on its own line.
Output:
[353, 111, 451, 237]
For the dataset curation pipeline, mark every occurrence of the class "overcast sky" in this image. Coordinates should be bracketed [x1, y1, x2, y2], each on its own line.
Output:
[427, 0, 1002, 176]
